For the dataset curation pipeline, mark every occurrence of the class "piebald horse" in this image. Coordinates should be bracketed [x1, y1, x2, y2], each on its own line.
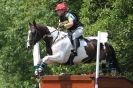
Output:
[27, 21, 120, 75]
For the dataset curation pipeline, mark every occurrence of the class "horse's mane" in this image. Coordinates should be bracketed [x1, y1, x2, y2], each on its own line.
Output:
[35, 24, 47, 30]
[35, 24, 51, 34]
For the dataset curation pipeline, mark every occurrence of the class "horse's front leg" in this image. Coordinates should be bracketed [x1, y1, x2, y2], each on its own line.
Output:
[34, 54, 57, 76]
[42, 52, 65, 64]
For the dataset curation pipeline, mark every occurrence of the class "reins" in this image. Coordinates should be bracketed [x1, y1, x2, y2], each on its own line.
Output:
[43, 27, 67, 45]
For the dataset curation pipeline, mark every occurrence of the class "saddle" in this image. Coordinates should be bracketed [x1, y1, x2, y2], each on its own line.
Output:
[65, 36, 89, 65]
[68, 35, 88, 48]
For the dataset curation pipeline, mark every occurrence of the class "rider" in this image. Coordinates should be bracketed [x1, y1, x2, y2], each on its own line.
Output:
[55, 2, 84, 56]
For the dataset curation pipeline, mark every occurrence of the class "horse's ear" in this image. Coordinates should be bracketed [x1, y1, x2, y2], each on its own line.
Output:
[29, 22, 32, 26]
[33, 20, 36, 26]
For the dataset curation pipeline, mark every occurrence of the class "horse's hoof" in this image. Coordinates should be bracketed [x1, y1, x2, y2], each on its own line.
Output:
[34, 68, 44, 77]
[111, 68, 117, 76]
[34, 69, 39, 76]
[59, 73, 65, 76]
[38, 68, 44, 76]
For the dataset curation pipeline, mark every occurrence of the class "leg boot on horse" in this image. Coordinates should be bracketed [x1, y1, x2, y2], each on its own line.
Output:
[34, 63, 46, 76]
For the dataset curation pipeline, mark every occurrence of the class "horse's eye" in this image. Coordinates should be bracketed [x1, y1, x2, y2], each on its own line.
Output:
[31, 32, 36, 35]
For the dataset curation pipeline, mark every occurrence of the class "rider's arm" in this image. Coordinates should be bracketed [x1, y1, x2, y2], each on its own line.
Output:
[64, 20, 73, 29]
[63, 13, 75, 29]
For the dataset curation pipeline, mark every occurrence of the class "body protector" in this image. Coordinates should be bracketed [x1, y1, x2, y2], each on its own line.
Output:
[59, 11, 83, 31]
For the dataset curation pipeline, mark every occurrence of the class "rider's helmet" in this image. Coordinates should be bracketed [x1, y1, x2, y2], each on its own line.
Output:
[55, 2, 68, 11]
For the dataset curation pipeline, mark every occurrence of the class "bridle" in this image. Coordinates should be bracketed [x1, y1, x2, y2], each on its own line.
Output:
[28, 26, 67, 47]
[27, 27, 39, 45]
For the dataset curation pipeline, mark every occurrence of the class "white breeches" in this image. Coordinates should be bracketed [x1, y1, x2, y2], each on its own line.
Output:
[72, 26, 83, 40]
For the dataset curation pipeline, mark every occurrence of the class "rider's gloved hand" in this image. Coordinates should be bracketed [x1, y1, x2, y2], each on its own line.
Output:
[58, 22, 64, 28]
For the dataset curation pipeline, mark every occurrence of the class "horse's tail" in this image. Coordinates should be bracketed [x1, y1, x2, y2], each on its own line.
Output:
[105, 43, 121, 73]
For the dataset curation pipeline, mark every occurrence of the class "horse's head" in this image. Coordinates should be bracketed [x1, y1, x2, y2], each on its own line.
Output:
[27, 21, 42, 49]
[27, 21, 38, 49]
[27, 21, 54, 49]
[27, 20, 64, 50]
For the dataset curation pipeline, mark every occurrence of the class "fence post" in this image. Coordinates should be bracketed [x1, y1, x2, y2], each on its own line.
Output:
[95, 31, 101, 88]
[95, 31, 108, 88]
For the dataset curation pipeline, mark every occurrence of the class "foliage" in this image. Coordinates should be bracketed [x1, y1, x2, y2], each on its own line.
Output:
[80, 0, 133, 79]
[0, 0, 133, 87]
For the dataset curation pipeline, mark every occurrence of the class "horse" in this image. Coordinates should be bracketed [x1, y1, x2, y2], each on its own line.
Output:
[26, 21, 120, 76]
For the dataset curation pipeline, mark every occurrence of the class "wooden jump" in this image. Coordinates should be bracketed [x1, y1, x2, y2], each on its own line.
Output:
[39, 75, 133, 88]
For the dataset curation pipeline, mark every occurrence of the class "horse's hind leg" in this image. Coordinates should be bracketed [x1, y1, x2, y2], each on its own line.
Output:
[101, 49, 117, 75]
[100, 50, 108, 75]
[106, 55, 121, 75]
[101, 59, 107, 74]
[105, 43, 121, 75]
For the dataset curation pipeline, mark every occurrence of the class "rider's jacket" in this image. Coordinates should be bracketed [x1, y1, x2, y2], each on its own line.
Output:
[59, 11, 83, 31]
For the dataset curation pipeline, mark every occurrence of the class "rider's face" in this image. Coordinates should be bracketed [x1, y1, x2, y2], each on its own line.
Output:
[56, 10, 65, 16]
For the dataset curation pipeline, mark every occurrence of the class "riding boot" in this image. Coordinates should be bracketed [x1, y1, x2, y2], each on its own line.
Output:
[72, 38, 78, 56]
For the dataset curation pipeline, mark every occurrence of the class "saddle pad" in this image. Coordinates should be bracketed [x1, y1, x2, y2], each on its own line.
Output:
[79, 39, 87, 46]
[85, 35, 108, 44]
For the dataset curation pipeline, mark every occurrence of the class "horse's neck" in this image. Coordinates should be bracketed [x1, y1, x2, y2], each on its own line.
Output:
[47, 26, 67, 40]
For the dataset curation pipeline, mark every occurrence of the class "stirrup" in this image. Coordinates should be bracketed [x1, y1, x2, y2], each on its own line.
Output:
[71, 50, 77, 56]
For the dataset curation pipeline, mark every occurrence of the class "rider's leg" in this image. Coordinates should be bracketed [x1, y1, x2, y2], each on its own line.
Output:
[72, 38, 78, 56]
[72, 26, 83, 56]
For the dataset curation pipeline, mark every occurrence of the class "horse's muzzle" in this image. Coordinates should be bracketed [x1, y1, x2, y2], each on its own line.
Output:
[27, 45, 32, 49]
[27, 42, 32, 49]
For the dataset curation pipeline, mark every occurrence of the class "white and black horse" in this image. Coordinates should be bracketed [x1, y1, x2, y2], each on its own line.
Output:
[27, 21, 120, 75]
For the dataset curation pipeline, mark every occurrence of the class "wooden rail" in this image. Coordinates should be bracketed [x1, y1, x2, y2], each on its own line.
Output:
[39, 75, 133, 88]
